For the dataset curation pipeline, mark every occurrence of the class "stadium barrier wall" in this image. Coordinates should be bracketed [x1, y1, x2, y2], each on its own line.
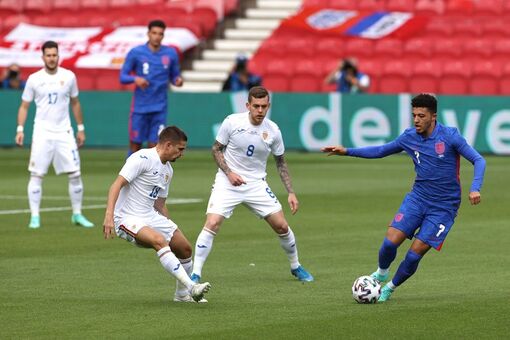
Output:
[1, 91, 509, 154]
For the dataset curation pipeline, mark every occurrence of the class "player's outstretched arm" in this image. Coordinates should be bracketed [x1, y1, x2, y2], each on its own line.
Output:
[212, 140, 246, 186]
[274, 154, 299, 215]
[321, 145, 347, 156]
[103, 176, 128, 239]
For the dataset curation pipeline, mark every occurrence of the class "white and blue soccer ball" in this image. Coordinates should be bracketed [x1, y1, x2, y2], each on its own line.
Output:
[352, 275, 381, 304]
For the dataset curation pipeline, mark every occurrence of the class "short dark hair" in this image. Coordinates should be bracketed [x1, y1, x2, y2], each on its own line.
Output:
[148, 19, 166, 30]
[159, 126, 187, 144]
[412, 93, 437, 113]
[41, 41, 58, 54]
[248, 86, 269, 103]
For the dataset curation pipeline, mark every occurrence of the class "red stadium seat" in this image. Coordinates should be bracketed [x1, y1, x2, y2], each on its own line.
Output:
[373, 39, 403, 58]
[492, 39, 510, 61]
[415, 0, 445, 15]
[255, 38, 286, 60]
[191, 7, 218, 37]
[463, 38, 493, 58]
[439, 60, 471, 94]
[79, 0, 108, 10]
[109, 0, 135, 8]
[302, 0, 328, 8]
[409, 60, 440, 94]
[482, 18, 510, 39]
[285, 37, 316, 58]
[357, 0, 384, 11]
[345, 39, 374, 59]
[499, 63, 510, 95]
[379, 60, 411, 94]
[433, 38, 463, 60]
[290, 75, 321, 93]
[31, 15, 54, 26]
[328, 0, 357, 9]
[445, 0, 474, 14]
[385, 0, 415, 12]
[0, 0, 22, 12]
[3, 14, 31, 30]
[403, 38, 434, 61]
[452, 18, 482, 38]
[473, 0, 504, 15]
[425, 17, 454, 38]
[224, 0, 239, 15]
[264, 76, 290, 92]
[469, 60, 501, 95]
[24, 0, 52, 14]
[316, 38, 345, 59]
[52, 0, 79, 11]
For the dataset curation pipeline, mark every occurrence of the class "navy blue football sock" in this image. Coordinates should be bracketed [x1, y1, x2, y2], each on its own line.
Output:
[379, 237, 399, 270]
[392, 249, 423, 287]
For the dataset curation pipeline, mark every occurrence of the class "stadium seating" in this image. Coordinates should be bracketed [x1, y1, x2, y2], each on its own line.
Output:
[439, 60, 471, 94]
[469, 60, 501, 95]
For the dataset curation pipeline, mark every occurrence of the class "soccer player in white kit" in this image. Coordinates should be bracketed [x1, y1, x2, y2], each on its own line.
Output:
[15, 41, 94, 229]
[103, 126, 211, 303]
[191, 86, 314, 284]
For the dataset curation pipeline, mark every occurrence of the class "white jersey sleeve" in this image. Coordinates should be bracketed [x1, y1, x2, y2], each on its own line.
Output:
[70, 73, 79, 98]
[21, 76, 35, 102]
[216, 115, 233, 145]
[119, 153, 148, 183]
[271, 126, 285, 156]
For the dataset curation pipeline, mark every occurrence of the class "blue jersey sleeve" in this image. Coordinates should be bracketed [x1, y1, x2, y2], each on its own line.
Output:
[119, 49, 137, 84]
[451, 129, 486, 192]
[346, 139, 403, 158]
[169, 51, 181, 85]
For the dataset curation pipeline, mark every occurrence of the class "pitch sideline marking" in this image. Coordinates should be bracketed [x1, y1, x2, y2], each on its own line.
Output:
[0, 198, 203, 215]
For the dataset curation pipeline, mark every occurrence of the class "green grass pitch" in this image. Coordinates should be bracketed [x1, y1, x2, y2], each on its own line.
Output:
[1, 148, 509, 339]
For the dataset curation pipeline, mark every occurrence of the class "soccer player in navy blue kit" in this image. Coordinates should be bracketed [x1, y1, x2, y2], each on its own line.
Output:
[322, 94, 486, 302]
[120, 20, 183, 156]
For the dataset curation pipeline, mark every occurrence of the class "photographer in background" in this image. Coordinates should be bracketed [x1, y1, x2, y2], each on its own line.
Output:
[2, 64, 26, 90]
[324, 58, 370, 93]
[222, 55, 262, 92]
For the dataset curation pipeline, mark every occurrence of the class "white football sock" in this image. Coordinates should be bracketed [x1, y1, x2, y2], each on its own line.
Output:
[28, 175, 43, 217]
[175, 257, 193, 297]
[278, 227, 300, 270]
[157, 247, 194, 291]
[192, 228, 216, 277]
[68, 173, 83, 215]
[387, 281, 397, 290]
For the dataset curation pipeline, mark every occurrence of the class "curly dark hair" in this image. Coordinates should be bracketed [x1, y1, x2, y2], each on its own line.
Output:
[412, 93, 437, 113]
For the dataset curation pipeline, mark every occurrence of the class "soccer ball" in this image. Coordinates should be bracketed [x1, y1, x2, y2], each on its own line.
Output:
[352, 275, 381, 304]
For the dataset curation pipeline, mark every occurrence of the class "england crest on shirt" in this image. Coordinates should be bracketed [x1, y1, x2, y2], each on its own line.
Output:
[435, 141, 445, 158]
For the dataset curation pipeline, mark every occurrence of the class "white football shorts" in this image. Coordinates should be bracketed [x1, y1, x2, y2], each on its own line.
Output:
[114, 213, 178, 246]
[28, 127, 80, 175]
[206, 176, 282, 219]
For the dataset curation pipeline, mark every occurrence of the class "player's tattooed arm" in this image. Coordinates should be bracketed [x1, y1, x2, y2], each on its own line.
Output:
[212, 141, 232, 175]
[274, 154, 294, 193]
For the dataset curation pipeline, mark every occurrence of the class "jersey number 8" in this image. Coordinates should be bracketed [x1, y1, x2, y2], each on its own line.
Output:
[246, 144, 255, 157]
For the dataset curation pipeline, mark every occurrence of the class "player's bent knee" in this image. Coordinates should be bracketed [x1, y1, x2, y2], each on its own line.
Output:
[30, 172, 44, 179]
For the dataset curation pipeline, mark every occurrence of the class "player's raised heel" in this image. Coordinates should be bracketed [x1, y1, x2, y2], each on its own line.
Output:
[191, 282, 211, 302]
[28, 216, 40, 229]
[72, 214, 94, 228]
[291, 266, 314, 282]
[173, 294, 208, 303]
[378, 284, 394, 302]
[370, 271, 389, 283]
[190, 273, 201, 283]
